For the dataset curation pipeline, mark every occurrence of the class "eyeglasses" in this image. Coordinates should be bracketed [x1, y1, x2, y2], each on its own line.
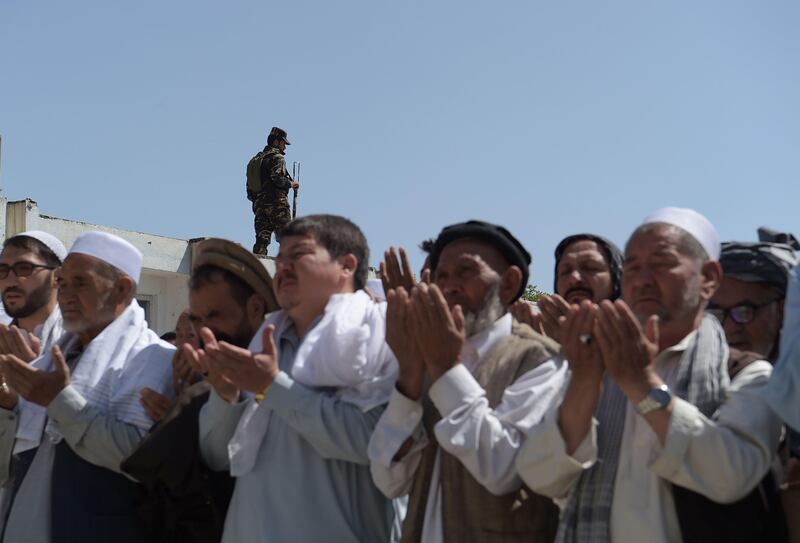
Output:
[707, 299, 779, 325]
[0, 262, 56, 280]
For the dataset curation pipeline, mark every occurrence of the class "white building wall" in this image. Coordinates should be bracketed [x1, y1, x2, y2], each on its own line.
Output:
[1, 197, 198, 335]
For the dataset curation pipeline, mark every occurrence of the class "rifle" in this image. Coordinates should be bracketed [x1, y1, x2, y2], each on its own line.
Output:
[292, 161, 300, 219]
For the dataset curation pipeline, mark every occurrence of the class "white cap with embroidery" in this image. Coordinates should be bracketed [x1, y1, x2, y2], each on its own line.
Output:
[642, 207, 720, 260]
[69, 231, 143, 284]
[11, 230, 68, 263]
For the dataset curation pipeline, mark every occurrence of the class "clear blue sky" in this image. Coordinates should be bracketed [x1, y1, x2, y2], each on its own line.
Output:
[2, 1, 798, 290]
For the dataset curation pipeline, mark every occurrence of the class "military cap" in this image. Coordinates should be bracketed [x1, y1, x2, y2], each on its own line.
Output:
[192, 238, 280, 313]
[269, 127, 291, 145]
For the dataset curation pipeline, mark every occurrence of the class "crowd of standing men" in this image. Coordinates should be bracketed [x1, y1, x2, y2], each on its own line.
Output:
[0, 133, 797, 542]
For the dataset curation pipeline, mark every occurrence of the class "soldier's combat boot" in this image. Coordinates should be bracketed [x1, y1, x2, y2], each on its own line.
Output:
[253, 242, 269, 256]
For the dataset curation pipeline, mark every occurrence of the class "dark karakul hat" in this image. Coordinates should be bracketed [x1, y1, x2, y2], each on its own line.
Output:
[429, 220, 531, 301]
[269, 126, 290, 145]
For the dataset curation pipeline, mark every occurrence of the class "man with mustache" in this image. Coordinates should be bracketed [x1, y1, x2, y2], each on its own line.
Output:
[0, 231, 67, 531]
[195, 215, 395, 543]
[122, 238, 278, 543]
[517, 208, 783, 543]
[0, 231, 67, 364]
[0, 231, 175, 543]
[554, 234, 623, 305]
[511, 234, 622, 343]
[369, 220, 563, 542]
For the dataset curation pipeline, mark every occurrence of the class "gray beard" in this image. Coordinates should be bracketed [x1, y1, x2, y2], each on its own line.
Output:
[632, 274, 703, 326]
[62, 287, 116, 333]
[463, 279, 506, 337]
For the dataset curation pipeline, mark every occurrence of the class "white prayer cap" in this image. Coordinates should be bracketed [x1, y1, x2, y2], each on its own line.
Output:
[8, 230, 68, 263]
[641, 207, 720, 260]
[69, 231, 143, 284]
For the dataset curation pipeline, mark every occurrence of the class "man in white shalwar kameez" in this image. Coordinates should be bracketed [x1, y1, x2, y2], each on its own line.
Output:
[0, 231, 175, 543]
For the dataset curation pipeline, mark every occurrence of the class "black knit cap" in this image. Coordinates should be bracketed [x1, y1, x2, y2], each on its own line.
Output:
[428, 220, 531, 301]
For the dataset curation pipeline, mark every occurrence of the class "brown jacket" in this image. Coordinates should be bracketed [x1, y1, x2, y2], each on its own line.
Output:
[401, 321, 560, 543]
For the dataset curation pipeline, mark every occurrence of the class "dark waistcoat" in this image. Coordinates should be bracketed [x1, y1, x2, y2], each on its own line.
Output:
[51, 441, 147, 543]
[401, 321, 560, 543]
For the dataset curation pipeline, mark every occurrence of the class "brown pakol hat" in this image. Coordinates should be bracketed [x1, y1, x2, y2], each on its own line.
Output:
[192, 238, 279, 313]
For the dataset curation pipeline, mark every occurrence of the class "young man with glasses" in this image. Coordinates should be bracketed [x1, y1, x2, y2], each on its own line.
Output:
[0, 231, 67, 369]
[0, 231, 67, 533]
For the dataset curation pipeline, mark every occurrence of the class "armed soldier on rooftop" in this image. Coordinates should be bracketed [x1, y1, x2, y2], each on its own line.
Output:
[246, 127, 299, 256]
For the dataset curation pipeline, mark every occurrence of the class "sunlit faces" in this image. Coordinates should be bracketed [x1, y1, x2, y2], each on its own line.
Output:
[0, 246, 57, 319]
[433, 239, 518, 335]
[56, 254, 119, 334]
[273, 235, 353, 314]
[710, 277, 783, 358]
[556, 240, 613, 304]
[622, 225, 713, 327]
[188, 279, 259, 349]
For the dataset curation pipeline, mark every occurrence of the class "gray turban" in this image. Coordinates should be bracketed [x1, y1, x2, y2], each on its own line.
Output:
[720, 227, 799, 293]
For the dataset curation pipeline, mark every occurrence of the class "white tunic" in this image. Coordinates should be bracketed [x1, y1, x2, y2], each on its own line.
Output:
[516, 329, 783, 543]
[368, 313, 568, 542]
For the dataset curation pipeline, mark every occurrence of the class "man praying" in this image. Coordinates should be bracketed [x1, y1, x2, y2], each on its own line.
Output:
[0, 231, 175, 543]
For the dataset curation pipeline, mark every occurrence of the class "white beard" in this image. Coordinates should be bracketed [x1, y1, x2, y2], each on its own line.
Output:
[463, 279, 506, 337]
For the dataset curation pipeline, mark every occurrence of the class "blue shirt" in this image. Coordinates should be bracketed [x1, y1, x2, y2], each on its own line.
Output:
[199, 323, 394, 543]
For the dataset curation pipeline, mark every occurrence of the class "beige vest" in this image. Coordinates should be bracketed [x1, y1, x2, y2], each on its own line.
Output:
[401, 321, 560, 543]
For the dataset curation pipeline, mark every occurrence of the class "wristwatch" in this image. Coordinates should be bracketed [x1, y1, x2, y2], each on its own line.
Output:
[635, 384, 672, 415]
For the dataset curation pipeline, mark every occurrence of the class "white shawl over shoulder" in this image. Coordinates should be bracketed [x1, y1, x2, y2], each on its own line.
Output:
[228, 290, 398, 476]
[14, 300, 175, 454]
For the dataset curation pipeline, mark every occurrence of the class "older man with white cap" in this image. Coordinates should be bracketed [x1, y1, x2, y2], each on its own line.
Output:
[516, 207, 783, 543]
[0, 231, 175, 543]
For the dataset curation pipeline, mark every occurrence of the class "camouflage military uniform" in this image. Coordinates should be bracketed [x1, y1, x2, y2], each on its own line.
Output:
[250, 146, 293, 255]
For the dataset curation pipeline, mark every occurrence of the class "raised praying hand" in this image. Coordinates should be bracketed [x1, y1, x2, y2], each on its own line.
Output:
[593, 299, 661, 401]
[408, 283, 465, 381]
[140, 388, 172, 423]
[0, 324, 42, 363]
[380, 246, 418, 293]
[535, 294, 573, 344]
[0, 345, 70, 407]
[559, 300, 604, 384]
[182, 330, 239, 404]
[385, 286, 425, 400]
[185, 326, 280, 403]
